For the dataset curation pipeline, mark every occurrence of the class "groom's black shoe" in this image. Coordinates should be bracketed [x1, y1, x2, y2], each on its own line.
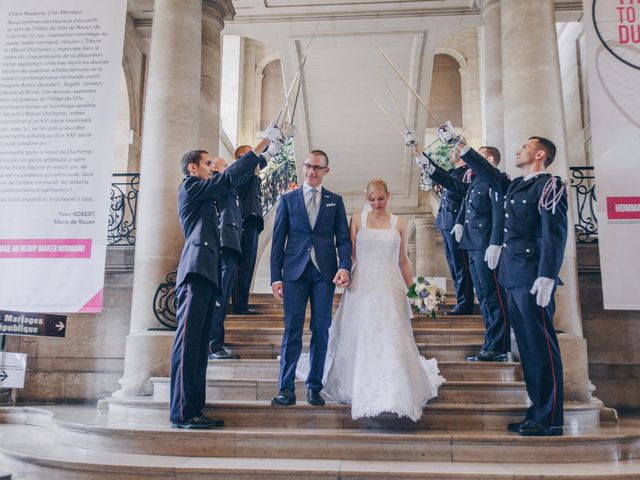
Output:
[307, 388, 325, 406]
[271, 389, 296, 407]
[517, 420, 563, 437]
[466, 350, 508, 362]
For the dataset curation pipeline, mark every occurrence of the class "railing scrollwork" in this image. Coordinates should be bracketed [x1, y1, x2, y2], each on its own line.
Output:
[569, 166, 598, 243]
[108, 173, 140, 246]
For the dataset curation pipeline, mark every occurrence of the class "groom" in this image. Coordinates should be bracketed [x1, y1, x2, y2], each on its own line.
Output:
[270, 150, 352, 406]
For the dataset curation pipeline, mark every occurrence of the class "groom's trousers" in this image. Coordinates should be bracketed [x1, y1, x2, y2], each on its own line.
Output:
[279, 260, 335, 392]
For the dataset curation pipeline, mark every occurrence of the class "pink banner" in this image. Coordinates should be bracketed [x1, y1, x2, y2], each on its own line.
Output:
[0, 239, 92, 259]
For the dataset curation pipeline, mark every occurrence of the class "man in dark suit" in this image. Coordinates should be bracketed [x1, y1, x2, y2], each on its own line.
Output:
[429, 148, 475, 315]
[169, 133, 276, 429]
[437, 125, 567, 437]
[208, 152, 267, 360]
[270, 150, 352, 407]
[232, 145, 265, 315]
[416, 145, 510, 361]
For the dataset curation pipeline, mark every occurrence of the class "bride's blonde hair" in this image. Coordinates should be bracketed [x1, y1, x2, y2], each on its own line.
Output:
[365, 178, 389, 197]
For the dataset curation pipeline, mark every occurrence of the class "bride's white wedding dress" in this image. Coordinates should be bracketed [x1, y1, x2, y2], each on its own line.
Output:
[297, 212, 444, 421]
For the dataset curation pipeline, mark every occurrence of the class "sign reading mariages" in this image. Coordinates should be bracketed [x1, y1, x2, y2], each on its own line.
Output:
[585, 0, 640, 309]
[0, 310, 67, 337]
[0, 0, 127, 313]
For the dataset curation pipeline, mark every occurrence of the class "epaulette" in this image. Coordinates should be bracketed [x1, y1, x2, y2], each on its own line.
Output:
[538, 175, 567, 214]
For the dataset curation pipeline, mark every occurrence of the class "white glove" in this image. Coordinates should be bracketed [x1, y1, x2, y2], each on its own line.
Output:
[260, 121, 283, 142]
[530, 276, 555, 308]
[437, 121, 461, 146]
[266, 139, 284, 157]
[415, 153, 435, 174]
[451, 224, 463, 243]
[405, 130, 417, 148]
[484, 244, 502, 270]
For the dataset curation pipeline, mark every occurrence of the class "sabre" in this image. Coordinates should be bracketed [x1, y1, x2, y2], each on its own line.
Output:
[369, 92, 406, 139]
[276, 22, 321, 126]
[372, 39, 442, 127]
[383, 78, 412, 133]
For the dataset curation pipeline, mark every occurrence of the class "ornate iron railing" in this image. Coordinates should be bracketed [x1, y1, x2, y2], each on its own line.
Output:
[153, 270, 178, 330]
[569, 166, 598, 243]
[108, 173, 140, 246]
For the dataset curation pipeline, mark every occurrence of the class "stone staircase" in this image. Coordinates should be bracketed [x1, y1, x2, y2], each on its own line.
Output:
[1, 294, 640, 479]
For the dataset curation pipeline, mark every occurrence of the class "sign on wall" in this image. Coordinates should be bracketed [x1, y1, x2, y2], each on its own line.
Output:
[0, 353, 27, 389]
[585, 0, 640, 309]
[0, 0, 127, 312]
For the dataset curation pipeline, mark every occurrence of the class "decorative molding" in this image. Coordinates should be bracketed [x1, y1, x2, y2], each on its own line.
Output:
[434, 47, 468, 69]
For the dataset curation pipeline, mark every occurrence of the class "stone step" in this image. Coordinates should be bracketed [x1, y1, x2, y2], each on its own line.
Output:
[205, 359, 523, 382]
[223, 342, 485, 360]
[105, 396, 602, 431]
[225, 314, 485, 329]
[2, 406, 629, 465]
[223, 327, 486, 344]
[150, 377, 528, 404]
[5, 431, 640, 480]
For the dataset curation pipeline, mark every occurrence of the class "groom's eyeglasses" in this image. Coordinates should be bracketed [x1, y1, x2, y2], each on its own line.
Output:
[303, 163, 327, 172]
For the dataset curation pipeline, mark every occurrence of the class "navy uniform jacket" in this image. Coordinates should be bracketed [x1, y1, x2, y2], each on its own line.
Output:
[429, 163, 469, 232]
[235, 157, 268, 233]
[270, 187, 352, 284]
[455, 173, 508, 251]
[176, 151, 262, 290]
[461, 148, 568, 289]
[216, 189, 244, 255]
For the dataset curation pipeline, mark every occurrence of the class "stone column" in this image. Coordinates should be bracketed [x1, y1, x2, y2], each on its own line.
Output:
[414, 217, 437, 278]
[479, 0, 505, 156]
[119, 0, 204, 397]
[501, 0, 589, 402]
[198, 1, 227, 153]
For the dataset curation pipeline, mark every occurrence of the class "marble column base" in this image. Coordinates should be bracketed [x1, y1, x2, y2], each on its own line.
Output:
[118, 331, 174, 396]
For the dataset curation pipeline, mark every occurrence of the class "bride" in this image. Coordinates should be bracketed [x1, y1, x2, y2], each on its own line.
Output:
[297, 179, 444, 421]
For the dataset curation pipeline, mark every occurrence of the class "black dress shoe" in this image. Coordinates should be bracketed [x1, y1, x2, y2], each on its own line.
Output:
[200, 414, 225, 428]
[240, 308, 259, 315]
[517, 420, 563, 436]
[476, 350, 508, 362]
[172, 415, 222, 429]
[271, 389, 296, 407]
[445, 308, 473, 316]
[208, 348, 240, 360]
[507, 419, 528, 432]
[307, 388, 325, 406]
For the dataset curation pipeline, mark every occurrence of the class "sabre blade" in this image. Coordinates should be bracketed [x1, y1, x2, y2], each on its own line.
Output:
[372, 39, 442, 127]
[383, 78, 411, 132]
[369, 92, 406, 139]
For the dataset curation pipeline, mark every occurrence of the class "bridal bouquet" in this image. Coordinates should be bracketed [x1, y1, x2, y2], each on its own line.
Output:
[407, 277, 446, 318]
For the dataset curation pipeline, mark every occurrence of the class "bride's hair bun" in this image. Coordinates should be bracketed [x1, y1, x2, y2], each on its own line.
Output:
[365, 179, 389, 197]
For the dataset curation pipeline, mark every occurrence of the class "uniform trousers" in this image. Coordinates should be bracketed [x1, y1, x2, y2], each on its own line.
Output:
[170, 273, 218, 423]
[209, 248, 240, 353]
[466, 249, 510, 353]
[441, 230, 474, 312]
[506, 286, 564, 427]
[232, 215, 261, 313]
[279, 261, 335, 393]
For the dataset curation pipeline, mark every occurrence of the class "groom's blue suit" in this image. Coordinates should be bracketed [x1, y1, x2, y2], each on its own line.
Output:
[271, 186, 352, 393]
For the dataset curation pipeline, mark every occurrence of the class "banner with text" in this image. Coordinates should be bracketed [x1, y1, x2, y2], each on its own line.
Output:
[584, 0, 640, 309]
[0, 0, 127, 312]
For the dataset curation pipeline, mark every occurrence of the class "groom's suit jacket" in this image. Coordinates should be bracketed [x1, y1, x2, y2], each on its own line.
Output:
[270, 186, 352, 283]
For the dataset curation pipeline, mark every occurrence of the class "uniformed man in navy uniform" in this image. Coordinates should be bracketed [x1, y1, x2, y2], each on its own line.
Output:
[208, 153, 267, 360]
[413, 143, 510, 362]
[427, 148, 474, 315]
[232, 145, 266, 316]
[170, 127, 282, 429]
[434, 124, 568, 437]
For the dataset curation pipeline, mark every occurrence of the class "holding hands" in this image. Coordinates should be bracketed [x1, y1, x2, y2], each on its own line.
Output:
[333, 269, 350, 288]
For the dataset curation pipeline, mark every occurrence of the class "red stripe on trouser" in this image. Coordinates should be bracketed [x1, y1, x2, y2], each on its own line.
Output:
[540, 306, 557, 425]
[492, 270, 508, 352]
[178, 288, 192, 421]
